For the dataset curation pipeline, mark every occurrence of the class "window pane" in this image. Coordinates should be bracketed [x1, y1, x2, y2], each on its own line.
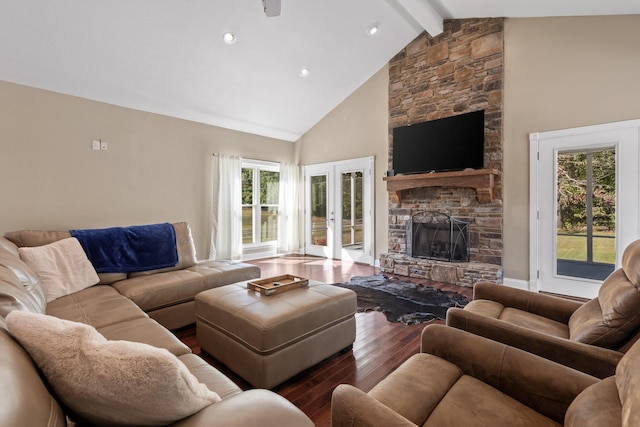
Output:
[241, 168, 253, 205]
[260, 171, 280, 205]
[242, 206, 253, 244]
[260, 206, 278, 242]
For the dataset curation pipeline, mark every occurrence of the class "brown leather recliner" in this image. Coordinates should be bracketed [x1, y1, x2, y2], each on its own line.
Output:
[331, 324, 640, 426]
[446, 239, 640, 379]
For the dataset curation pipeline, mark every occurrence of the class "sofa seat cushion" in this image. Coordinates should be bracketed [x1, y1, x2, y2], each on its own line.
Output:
[178, 353, 243, 401]
[424, 375, 561, 427]
[464, 299, 570, 338]
[173, 389, 315, 427]
[368, 353, 463, 425]
[565, 377, 622, 426]
[112, 260, 260, 313]
[46, 285, 147, 329]
[99, 317, 191, 356]
[6, 311, 220, 426]
[367, 353, 560, 427]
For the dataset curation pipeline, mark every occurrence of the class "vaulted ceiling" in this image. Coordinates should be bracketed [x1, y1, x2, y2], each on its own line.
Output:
[1, 1, 638, 141]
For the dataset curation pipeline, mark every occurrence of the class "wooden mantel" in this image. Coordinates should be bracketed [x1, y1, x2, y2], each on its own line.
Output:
[383, 168, 501, 204]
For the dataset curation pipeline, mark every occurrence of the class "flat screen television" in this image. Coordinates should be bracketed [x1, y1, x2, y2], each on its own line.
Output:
[391, 110, 485, 175]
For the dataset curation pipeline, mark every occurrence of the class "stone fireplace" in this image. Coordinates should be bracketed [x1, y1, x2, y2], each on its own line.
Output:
[380, 18, 504, 288]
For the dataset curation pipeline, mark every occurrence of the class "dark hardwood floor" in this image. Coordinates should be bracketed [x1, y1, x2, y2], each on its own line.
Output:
[174, 255, 472, 427]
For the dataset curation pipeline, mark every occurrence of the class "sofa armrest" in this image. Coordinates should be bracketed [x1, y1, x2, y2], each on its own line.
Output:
[331, 384, 417, 427]
[420, 324, 598, 424]
[473, 282, 583, 323]
[171, 389, 314, 427]
[446, 307, 622, 379]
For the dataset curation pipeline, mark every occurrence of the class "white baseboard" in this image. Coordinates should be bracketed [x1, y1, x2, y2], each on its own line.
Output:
[502, 277, 532, 291]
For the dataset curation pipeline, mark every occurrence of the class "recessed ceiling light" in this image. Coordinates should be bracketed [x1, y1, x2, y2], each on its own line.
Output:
[299, 67, 310, 77]
[222, 32, 236, 44]
[367, 24, 379, 36]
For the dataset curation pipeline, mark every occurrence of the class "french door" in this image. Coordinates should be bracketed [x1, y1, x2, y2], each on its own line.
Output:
[303, 157, 374, 264]
[530, 120, 640, 299]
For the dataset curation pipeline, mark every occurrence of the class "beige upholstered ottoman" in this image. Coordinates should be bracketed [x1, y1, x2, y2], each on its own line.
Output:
[195, 280, 357, 389]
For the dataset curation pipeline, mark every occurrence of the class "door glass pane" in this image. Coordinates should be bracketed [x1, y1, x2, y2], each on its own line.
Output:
[311, 175, 327, 246]
[556, 148, 616, 280]
[341, 171, 363, 248]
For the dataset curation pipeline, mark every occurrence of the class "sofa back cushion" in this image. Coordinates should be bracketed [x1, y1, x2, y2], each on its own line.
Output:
[4, 229, 127, 284]
[564, 377, 622, 426]
[616, 334, 640, 426]
[3, 229, 71, 247]
[0, 320, 67, 426]
[128, 222, 197, 277]
[569, 239, 640, 348]
[0, 237, 47, 317]
[3, 222, 197, 283]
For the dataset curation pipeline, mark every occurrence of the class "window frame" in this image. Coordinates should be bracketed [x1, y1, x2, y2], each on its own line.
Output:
[241, 159, 280, 255]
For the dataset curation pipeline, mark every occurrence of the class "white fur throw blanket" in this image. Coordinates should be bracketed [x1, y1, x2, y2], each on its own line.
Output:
[6, 311, 220, 426]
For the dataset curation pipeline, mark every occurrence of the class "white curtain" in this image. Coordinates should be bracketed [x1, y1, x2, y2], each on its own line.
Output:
[277, 162, 301, 254]
[210, 154, 242, 260]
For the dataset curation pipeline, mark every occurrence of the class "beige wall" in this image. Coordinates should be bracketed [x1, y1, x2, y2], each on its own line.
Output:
[4, 14, 638, 274]
[296, 65, 390, 259]
[503, 15, 640, 281]
[0, 81, 295, 257]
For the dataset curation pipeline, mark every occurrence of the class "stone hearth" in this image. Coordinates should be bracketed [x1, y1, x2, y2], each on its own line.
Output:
[380, 253, 502, 288]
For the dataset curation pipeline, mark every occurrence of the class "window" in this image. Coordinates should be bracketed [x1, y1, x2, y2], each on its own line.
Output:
[241, 160, 280, 248]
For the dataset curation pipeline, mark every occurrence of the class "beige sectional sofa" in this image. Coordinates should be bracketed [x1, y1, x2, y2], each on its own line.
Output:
[0, 224, 314, 426]
[3, 222, 261, 329]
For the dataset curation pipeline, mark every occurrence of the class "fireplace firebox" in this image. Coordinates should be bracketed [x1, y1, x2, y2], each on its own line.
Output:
[406, 211, 470, 262]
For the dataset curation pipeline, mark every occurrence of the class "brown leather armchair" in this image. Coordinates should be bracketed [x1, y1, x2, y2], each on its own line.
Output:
[332, 324, 639, 426]
[446, 239, 640, 379]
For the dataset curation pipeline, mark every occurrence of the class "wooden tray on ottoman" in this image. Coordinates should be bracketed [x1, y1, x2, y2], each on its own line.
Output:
[247, 274, 309, 296]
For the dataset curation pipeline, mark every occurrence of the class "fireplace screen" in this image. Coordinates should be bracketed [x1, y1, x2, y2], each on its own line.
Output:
[407, 211, 470, 262]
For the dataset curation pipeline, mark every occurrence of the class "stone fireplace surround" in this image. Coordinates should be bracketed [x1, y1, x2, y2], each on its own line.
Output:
[380, 185, 503, 288]
[380, 18, 504, 288]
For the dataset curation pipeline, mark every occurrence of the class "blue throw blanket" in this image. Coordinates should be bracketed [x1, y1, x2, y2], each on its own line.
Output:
[70, 223, 179, 273]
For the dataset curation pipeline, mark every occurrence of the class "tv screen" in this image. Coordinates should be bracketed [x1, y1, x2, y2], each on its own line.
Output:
[392, 110, 485, 175]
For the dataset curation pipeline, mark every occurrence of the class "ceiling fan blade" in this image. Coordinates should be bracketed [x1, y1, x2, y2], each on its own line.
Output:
[262, 0, 281, 17]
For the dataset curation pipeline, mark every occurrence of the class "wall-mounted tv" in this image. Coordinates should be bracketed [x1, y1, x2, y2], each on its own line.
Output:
[391, 110, 485, 175]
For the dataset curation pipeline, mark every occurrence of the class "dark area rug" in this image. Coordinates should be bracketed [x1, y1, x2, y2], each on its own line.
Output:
[333, 274, 469, 325]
